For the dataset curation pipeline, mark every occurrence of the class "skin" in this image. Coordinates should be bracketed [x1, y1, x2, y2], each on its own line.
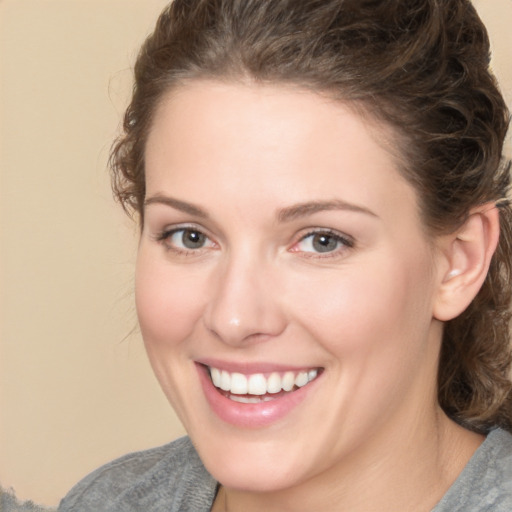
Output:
[137, 81, 487, 511]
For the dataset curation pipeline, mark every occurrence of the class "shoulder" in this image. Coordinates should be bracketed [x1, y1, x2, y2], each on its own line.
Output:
[434, 428, 512, 512]
[58, 436, 217, 512]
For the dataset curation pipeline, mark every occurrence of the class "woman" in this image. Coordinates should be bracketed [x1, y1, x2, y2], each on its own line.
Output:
[60, 1, 512, 510]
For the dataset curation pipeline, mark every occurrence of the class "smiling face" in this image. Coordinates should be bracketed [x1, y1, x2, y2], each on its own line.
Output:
[137, 81, 447, 494]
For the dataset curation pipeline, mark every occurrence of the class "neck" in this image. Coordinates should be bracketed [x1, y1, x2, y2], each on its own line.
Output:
[212, 410, 483, 512]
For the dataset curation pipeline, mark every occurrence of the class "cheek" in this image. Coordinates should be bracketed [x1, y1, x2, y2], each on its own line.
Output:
[135, 251, 206, 346]
[288, 256, 437, 437]
[289, 254, 435, 359]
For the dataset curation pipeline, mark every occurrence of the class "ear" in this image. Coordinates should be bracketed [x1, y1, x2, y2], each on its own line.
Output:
[433, 203, 500, 322]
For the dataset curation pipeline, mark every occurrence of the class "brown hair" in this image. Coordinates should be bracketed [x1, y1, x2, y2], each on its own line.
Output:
[111, 0, 512, 433]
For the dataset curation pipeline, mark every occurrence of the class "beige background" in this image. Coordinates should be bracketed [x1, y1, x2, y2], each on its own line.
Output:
[0, 0, 511, 507]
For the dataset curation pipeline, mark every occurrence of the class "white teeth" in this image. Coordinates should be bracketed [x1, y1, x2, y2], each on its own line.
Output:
[295, 371, 308, 387]
[266, 372, 282, 394]
[220, 370, 231, 391]
[208, 366, 320, 397]
[248, 374, 267, 395]
[210, 367, 221, 388]
[230, 395, 275, 403]
[282, 371, 295, 391]
[230, 373, 248, 394]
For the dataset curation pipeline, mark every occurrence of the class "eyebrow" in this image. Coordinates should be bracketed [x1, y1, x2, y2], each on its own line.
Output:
[144, 195, 377, 222]
[277, 200, 377, 222]
[144, 195, 209, 218]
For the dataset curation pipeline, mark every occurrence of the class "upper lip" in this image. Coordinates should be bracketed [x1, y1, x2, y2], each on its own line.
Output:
[196, 358, 322, 375]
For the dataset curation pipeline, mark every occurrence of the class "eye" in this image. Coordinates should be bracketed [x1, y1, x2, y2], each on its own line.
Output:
[158, 227, 216, 252]
[293, 230, 353, 255]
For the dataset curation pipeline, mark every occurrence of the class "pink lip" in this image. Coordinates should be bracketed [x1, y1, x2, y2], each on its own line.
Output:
[196, 362, 320, 428]
[197, 357, 316, 375]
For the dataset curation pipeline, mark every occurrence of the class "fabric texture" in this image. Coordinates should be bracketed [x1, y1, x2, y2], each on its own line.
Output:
[432, 428, 512, 511]
[59, 428, 512, 512]
[58, 437, 217, 512]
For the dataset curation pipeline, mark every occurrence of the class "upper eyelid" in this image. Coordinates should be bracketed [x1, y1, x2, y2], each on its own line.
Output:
[156, 222, 213, 238]
[295, 227, 354, 245]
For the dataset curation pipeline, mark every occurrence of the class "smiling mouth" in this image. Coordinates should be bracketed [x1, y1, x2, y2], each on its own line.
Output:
[207, 366, 322, 404]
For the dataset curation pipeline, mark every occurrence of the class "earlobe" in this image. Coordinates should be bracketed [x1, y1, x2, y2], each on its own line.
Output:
[433, 203, 500, 321]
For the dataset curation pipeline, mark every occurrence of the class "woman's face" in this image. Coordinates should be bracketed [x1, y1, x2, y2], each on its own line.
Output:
[137, 81, 445, 491]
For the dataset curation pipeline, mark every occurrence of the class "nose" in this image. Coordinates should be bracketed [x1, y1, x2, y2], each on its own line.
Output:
[203, 252, 287, 347]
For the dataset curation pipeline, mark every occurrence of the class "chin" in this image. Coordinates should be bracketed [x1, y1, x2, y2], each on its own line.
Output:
[187, 423, 318, 493]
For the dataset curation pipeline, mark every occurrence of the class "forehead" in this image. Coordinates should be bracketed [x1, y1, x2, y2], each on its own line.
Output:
[147, 80, 400, 156]
[144, 80, 419, 224]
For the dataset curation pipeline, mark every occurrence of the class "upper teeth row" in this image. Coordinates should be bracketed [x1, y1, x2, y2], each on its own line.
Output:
[209, 367, 319, 395]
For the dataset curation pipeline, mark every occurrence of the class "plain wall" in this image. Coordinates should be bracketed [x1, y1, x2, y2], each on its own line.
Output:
[0, 0, 511, 507]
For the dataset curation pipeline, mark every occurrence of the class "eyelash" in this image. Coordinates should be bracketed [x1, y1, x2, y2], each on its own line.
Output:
[155, 225, 216, 255]
[291, 229, 355, 258]
[154, 226, 354, 258]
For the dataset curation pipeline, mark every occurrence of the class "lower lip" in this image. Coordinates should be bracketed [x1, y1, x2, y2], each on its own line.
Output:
[197, 364, 318, 428]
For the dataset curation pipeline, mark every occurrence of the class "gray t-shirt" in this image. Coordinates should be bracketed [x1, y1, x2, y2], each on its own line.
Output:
[59, 428, 512, 511]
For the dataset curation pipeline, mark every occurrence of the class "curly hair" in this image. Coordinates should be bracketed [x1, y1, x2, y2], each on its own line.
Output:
[110, 0, 512, 433]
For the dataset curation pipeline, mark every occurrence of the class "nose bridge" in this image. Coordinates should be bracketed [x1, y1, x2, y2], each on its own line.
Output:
[204, 245, 285, 346]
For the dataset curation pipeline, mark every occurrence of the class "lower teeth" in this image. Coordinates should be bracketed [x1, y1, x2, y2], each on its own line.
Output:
[229, 394, 276, 403]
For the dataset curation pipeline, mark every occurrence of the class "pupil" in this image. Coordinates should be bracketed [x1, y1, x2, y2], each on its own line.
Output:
[313, 234, 337, 253]
[183, 230, 204, 249]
